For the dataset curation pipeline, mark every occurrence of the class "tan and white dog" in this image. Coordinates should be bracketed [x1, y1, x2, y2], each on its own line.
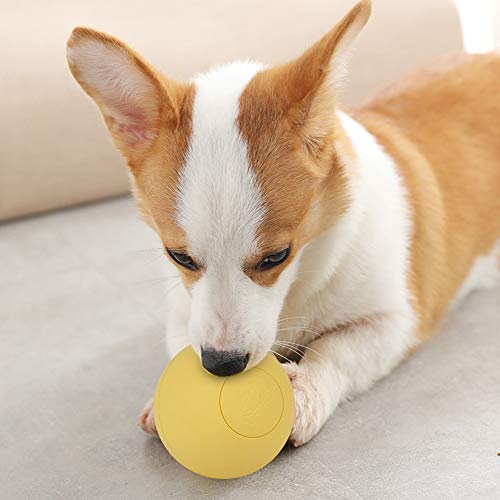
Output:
[67, 0, 500, 447]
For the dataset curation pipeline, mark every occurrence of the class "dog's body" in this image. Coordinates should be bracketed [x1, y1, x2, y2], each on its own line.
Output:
[67, 0, 500, 447]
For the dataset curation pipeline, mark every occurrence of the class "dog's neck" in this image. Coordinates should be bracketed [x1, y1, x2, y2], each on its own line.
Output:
[279, 111, 414, 336]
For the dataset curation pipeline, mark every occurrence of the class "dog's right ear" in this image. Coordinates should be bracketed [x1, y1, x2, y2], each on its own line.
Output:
[66, 27, 188, 160]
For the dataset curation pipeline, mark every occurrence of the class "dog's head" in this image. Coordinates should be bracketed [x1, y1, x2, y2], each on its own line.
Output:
[67, 1, 371, 375]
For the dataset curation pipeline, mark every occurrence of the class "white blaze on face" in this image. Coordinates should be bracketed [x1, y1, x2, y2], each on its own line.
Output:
[175, 62, 296, 366]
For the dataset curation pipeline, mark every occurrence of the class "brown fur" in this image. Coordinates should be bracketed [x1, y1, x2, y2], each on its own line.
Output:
[67, 6, 500, 329]
[130, 83, 201, 288]
[66, 2, 370, 289]
[237, 1, 370, 285]
[351, 53, 500, 337]
[67, 2, 500, 443]
[67, 27, 200, 287]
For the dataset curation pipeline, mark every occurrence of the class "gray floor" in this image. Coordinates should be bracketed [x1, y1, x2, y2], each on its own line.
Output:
[2, 196, 499, 499]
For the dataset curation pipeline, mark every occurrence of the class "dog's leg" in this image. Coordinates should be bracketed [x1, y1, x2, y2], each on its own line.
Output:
[138, 286, 191, 435]
[283, 311, 417, 447]
[138, 398, 157, 435]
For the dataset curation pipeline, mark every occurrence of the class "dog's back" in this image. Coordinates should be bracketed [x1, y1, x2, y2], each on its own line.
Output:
[353, 54, 500, 336]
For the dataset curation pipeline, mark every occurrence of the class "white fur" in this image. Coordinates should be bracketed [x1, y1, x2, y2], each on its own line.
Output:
[281, 113, 416, 332]
[176, 62, 265, 262]
[173, 62, 302, 367]
[277, 112, 418, 445]
[157, 56, 498, 446]
[68, 10, 423, 445]
[164, 101, 419, 444]
[67, 16, 496, 445]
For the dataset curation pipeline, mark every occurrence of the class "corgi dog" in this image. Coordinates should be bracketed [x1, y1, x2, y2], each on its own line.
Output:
[67, 0, 500, 447]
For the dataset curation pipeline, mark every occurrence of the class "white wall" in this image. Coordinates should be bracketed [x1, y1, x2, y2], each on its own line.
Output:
[454, 0, 496, 52]
[495, 1, 500, 48]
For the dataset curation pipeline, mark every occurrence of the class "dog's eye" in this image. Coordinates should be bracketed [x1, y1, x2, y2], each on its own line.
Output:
[257, 247, 290, 271]
[166, 249, 198, 271]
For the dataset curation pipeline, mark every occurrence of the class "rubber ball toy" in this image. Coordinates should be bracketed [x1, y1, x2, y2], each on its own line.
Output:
[154, 346, 294, 479]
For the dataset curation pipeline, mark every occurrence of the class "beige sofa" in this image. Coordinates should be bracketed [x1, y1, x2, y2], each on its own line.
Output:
[0, 0, 463, 221]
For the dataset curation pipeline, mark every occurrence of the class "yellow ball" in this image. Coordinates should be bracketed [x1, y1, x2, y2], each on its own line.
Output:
[154, 346, 294, 479]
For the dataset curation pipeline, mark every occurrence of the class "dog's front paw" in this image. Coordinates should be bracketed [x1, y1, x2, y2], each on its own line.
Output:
[138, 398, 158, 436]
[282, 362, 327, 447]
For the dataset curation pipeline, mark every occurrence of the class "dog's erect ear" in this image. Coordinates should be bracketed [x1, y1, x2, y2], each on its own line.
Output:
[268, 0, 371, 154]
[66, 27, 185, 158]
[279, 0, 371, 108]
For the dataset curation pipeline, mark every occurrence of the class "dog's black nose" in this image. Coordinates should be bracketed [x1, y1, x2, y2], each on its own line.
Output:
[201, 347, 249, 376]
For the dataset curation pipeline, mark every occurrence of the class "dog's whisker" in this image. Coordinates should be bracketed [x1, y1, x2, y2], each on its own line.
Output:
[273, 343, 305, 362]
[129, 247, 165, 255]
[273, 342, 312, 366]
[278, 332, 323, 342]
[278, 316, 310, 322]
[127, 248, 168, 262]
[270, 349, 292, 364]
[276, 325, 323, 333]
[301, 328, 324, 337]
[275, 340, 321, 356]
[134, 275, 181, 286]
[273, 341, 303, 358]
[277, 323, 323, 331]
[278, 322, 321, 330]
[276, 326, 324, 339]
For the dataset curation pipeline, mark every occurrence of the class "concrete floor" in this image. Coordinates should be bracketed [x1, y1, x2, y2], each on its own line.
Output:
[2, 196, 500, 499]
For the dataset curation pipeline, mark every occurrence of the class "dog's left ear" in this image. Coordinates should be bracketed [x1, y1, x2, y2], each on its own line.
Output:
[268, 0, 371, 165]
